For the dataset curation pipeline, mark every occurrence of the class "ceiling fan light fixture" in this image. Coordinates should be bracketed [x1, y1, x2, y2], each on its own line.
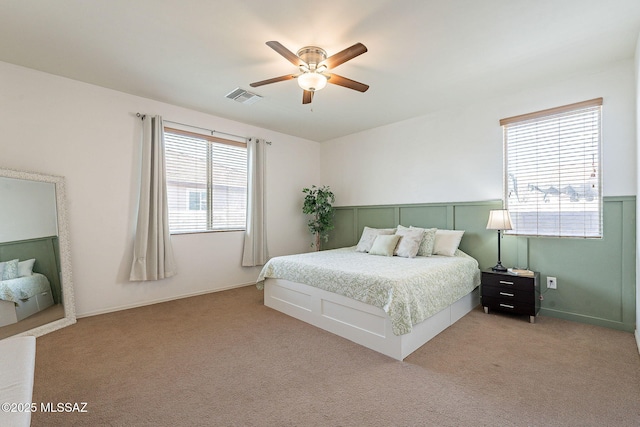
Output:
[252, 41, 368, 103]
[297, 72, 327, 92]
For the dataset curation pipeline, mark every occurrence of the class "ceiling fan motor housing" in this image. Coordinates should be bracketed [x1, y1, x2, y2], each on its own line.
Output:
[297, 46, 327, 72]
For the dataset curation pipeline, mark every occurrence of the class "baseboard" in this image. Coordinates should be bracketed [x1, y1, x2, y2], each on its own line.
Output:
[77, 282, 255, 319]
[539, 308, 635, 333]
[635, 329, 640, 355]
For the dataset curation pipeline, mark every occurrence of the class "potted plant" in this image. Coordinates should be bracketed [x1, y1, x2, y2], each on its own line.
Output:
[302, 185, 335, 250]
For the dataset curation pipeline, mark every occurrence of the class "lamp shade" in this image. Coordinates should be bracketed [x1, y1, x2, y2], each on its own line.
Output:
[486, 209, 513, 231]
[297, 72, 327, 92]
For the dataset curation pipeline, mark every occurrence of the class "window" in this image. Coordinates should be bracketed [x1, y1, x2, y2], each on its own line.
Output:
[164, 127, 247, 234]
[501, 98, 602, 238]
[187, 190, 207, 211]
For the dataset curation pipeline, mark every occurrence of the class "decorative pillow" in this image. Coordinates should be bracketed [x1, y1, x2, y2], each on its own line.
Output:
[368, 234, 401, 257]
[355, 226, 397, 252]
[0, 261, 5, 278]
[1, 259, 19, 281]
[18, 258, 36, 277]
[432, 229, 465, 257]
[407, 226, 437, 256]
[394, 227, 425, 258]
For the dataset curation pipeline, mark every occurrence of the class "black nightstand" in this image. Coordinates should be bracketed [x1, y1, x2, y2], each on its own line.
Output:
[481, 269, 540, 323]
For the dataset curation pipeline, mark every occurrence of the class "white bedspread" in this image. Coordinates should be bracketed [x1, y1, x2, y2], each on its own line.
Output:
[0, 273, 52, 303]
[257, 247, 480, 335]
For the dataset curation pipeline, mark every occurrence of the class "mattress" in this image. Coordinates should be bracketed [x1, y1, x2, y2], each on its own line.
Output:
[257, 247, 481, 335]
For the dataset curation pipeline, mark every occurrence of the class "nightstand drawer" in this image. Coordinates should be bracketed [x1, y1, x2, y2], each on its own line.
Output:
[481, 284, 533, 302]
[481, 296, 536, 316]
[481, 272, 534, 292]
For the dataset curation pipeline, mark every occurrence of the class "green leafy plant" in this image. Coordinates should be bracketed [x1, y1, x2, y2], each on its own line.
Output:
[302, 185, 335, 250]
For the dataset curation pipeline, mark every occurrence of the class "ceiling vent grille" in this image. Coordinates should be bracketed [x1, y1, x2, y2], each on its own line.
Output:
[225, 88, 262, 105]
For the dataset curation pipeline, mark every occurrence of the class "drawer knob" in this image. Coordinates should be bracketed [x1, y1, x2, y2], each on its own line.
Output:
[499, 292, 514, 297]
[499, 280, 514, 285]
[499, 303, 515, 309]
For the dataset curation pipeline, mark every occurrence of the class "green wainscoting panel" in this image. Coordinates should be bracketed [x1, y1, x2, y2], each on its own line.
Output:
[531, 197, 636, 331]
[620, 198, 636, 327]
[326, 197, 636, 332]
[327, 209, 356, 249]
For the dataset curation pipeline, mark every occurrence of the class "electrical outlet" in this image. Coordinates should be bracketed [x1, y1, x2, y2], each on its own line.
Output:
[547, 276, 557, 289]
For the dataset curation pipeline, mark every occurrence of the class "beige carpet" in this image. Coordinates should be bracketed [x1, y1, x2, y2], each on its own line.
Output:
[31, 285, 640, 426]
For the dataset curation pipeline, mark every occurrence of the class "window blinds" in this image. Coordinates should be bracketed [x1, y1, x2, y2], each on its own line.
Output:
[501, 98, 602, 238]
[164, 127, 247, 233]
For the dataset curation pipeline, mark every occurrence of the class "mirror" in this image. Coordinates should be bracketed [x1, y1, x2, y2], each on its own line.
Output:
[0, 168, 75, 339]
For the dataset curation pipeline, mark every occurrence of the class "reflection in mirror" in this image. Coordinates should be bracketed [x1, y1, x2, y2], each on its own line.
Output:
[0, 168, 75, 339]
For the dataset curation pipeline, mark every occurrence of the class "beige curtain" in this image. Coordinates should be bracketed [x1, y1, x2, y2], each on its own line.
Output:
[130, 115, 177, 281]
[242, 137, 268, 266]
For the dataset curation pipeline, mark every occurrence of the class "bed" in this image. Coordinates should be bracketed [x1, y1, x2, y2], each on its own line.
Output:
[0, 273, 55, 328]
[0, 237, 62, 329]
[257, 233, 481, 360]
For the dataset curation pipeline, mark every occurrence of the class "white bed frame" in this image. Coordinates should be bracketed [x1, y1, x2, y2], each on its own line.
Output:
[264, 278, 480, 361]
[0, 290, 55, 328]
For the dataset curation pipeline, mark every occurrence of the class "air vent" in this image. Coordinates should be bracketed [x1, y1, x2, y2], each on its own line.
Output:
[225, 88, 262, 105]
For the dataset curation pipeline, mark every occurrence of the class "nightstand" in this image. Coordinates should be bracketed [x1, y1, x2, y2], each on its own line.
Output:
[481, 269, 540, 323]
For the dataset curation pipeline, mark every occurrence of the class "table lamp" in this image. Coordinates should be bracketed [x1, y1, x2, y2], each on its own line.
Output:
[486, 209, 513, 272]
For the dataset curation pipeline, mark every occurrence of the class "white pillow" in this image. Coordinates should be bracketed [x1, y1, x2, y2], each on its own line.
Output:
[409, 226, 437, 256]
[368, 234, 401, 257]
[18, 259, 36, 277]
[394, 227, 425, 258]
[432, 229, 465, 257]
[355, 226, 397, 252]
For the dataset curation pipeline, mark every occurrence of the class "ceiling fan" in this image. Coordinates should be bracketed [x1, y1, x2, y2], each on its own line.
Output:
[250, 41, 369, 104]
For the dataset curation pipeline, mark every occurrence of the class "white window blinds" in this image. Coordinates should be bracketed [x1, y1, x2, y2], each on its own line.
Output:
[164, 127, 247, 234]
[501, 98, 602, 238]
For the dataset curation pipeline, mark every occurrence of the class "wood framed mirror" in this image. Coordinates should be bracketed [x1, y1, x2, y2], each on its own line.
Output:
[0, 168, 76, 339]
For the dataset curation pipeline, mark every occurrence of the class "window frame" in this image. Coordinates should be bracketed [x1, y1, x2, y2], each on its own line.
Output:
[164, 126, 248, 235]
[500, 98, 603, 239]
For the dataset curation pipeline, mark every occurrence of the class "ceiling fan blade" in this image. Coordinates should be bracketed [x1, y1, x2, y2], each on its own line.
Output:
[302, 90, 314, 104]
[321, 43, 367, 69]
[250, 74, 296, 87]
[266, 41, 305, 67]
[326, 74, 369, 92]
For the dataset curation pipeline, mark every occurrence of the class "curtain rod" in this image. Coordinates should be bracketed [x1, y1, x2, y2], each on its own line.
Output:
[136, 113, 271, 144]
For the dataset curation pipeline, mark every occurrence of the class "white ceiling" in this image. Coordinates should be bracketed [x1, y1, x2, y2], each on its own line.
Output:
[1, 0, 639, 142]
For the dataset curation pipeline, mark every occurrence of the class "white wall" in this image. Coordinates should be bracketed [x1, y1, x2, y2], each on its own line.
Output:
[321, 60, 636, 206]
[0, 178, 57, 242]
[0, 61, 320, 317]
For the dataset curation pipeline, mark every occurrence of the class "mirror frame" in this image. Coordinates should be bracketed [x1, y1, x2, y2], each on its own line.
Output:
[0, 167, 76, 337]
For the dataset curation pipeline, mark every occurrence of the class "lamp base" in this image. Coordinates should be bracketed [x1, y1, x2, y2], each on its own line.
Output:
[491, 262, 508, 272]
